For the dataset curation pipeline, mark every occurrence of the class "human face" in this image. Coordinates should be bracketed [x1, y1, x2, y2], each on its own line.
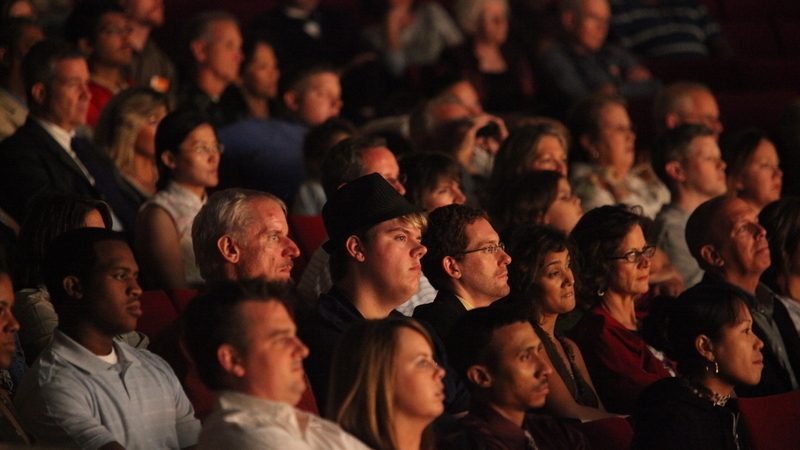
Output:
[421, 176, 466, 211]
[393, 327, 445, 423]
[487, 322, 552, 411]
[454, 218, 511, 306]
[169, 123, 220, 191]
[0, 275, 20, 369]
[529, 135, 568, 177]
[123, 0, 164, 27]
[478, 0, 508, 44]
[294, 72, 341, 126]
[713, 198, 770, 279]
[608, 225, 651, 297]
[134, 104, 167, 157]
[681, 135, 726, 198]
[543, 177, 582, 234]
[591, 102, 635, 176]
[536, 250, 575, 317]
[93, 12, 133, 67]
[235, 197, 301, 283]
[361, 218, 427, 304]
[201, 20, 243, 84]
[712, 303, 764, 388]
[572, 0, 610, 52]
[243, 43, 280, 99]
[446, 81, 483, 116]
[236, 300, 309, 405]
[83, 240, 142, 335]
[41, 57, 91, 131]
[361, 146, 406, 195]
[7, 0, 34, 18]
[680, 90, 723, 137]
[84, 209, 107, 228]
[735, 139, 782, 211]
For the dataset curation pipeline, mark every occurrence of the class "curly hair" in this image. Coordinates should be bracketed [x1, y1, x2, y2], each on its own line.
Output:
[421, 204, 488, 290]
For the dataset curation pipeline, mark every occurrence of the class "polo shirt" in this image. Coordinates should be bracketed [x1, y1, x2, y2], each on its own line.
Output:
[15, 330, 200, 449]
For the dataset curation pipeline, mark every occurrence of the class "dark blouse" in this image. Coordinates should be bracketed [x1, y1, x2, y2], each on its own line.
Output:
[533, 323, 599, 408]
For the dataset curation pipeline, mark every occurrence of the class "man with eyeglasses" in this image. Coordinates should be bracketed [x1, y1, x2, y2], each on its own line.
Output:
[415, 204, 511, 342]
[686, 195, 800, 397]
[63, 0, 133, 129]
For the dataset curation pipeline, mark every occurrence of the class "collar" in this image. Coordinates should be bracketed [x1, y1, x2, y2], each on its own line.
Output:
[34, 117, 75, 152]
[701, 273, 774, 313]
[50, 330, 138, 375]
[466, 401, 528, 447]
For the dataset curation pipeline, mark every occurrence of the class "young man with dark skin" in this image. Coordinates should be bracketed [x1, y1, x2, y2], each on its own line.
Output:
[14, 228, 200, 449]
[446, 303, 589, 449]
[415, 204, 511, 340]
[686, 195, 800, 397]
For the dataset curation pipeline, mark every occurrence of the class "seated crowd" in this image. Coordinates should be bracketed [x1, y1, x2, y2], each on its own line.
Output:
[0, 0, 797, 449]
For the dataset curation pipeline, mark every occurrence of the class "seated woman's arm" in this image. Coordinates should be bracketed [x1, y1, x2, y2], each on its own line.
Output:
[135, 205, 186, 290]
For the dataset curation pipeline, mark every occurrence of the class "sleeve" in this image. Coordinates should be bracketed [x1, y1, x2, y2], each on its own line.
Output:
[429, 3, 463, 47]
[154, 353, 201, 448]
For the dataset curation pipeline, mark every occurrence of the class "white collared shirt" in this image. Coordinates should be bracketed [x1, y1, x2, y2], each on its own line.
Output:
[34, 117, 95, 185]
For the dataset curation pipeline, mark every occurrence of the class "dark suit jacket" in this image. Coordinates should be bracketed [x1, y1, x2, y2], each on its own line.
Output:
[413, 289, 467, 342]
[0, 118, 98, 222]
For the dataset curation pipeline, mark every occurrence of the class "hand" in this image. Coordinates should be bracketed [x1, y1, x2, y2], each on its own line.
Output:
[626, 66, 652, 82]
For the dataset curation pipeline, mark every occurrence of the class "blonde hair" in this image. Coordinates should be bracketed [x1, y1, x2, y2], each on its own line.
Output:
[327, 318, 436, 450]
[94, 87, 167, 173]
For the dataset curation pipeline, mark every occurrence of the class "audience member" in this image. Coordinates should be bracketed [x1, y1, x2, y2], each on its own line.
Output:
[179, 10, 243, 128]
[415, 204, 510, 340]
[217, 66, 342, 203]
[501, 224, 613, 421]
[1, 0, 35, 19]
[292, 117, 357, 215]
[633, 284, 763, 450]
[121, 0, 178, 98]
[0, 40, 140, 230]
[537, 0, 658, 115]
[653, 81, 723, 138]
[570, 94, 670, 219]
[686, 195, 800, 396]
[361, 0, 463, 78]
[651, 124, 726, 288]
[135, 110, 220, 289]
[183, 280, 370, 450]
[12, 194, 149, 365]
[299, 173, 427, 408]
[93, 86, 168, 199]
[296, 137, 437, 316]
[721, 128, 783, 214]
[570, 205, 674, 414]
[0, 16, 43, 140]
[489, 170, 583, 235]
[760, 197, 800, 335]
[64, 0, 133, 128]
[237, 33, 280, 120]
[446, 303, 590, 449]
[610, 0, 730, 59]
[328, 317, 445, 450]
[15, 228, 200, 448]
[0, 257, 29, 445]
[400, 152, 466, 211]
[445, 0, 534, 113]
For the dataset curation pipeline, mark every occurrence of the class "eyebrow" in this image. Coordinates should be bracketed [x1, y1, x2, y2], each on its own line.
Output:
[266, 328, 294, 339]
[544, 260, 563, 268]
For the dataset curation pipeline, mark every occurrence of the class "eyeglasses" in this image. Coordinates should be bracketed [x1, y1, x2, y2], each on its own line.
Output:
[190, 143, 225, 156]
[458, 242, 506, 256]
[607, 245, 656, 264]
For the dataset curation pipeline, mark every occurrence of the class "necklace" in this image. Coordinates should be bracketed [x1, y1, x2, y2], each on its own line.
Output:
[681, 377, 732, 407]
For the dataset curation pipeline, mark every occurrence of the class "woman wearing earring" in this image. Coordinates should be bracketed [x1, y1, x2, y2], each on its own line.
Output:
[570, 205, 674, 414]
[633, 283, 764, 449]
[135, 110, 221, 289]
[327, 317, 445, 450]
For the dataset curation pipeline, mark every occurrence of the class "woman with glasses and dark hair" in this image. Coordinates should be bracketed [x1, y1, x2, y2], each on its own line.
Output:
[502, 224, 614, 421]
[135, 110, 221, 289]
[633, 284, 764, 450]
[569, 205, 674, 414]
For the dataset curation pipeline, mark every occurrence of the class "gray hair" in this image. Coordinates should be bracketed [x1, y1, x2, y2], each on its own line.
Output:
[192, 188, 286, 281]
[453, 0, 508, 36]
[653, 81, 712, 130]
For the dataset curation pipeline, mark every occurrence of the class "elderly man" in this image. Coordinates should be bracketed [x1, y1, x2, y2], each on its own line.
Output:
[653, 81, 723, 138]
[686, 195, 800, 396]
[414, 204, 511, 340]
[183, 280, 370, 449]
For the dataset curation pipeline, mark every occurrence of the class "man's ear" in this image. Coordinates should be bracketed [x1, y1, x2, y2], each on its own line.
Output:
[77, 37, 93, 56]
[62, 275, 83, 299]
[442, 256, 462, 280]
[217, 235, 240, 263]
[283, 90, 299, 112]
[160, 150, 177, 170]
[30, 82, 47, 107]
[466, 365, 493, 388]
[345, 235, 365, 262]
[699, 244, 724, 269]
[190, 39, 209, 65]
[217, 344, 246, 377]
[664, 161, 685, 183]
[694, 334, 716, 362]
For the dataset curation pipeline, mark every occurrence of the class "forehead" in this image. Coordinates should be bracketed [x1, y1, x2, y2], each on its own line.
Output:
[536, 135, 565, 155]
[181, 123, 215, 145]
[492, 322, 538, 355]
[689, 89, 719, 115]
[239, 299, 293, 334]
[721, 198, 757, 226]
[98, 11, 128, 26]
[92, 239, 138, 269]
[0, 274, 13, 302]
[687, 135, 718, 157]
[248, 197, 287, 226]
[396, 327, 432, 355]
[52, 57, 89, 79]
[371, 216, 421, 235]
[208, 19, 240, 40]
[464, 217, 498, 245]
[361, 147, 397, 172]
[598, 102, 628, 124]
[580, 0, 610, 16]
[305, 72, 339, 90]
[618, 224, 646, 249]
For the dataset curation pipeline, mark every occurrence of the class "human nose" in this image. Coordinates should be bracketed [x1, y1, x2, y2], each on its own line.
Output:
[413, 242, 427, 259]
[392, 179, 406, 196]
[296, 337, 310, 359]
[5, 311, 19, 334]
[498, 248, 511, 265]
[452, 186, 466, 205]
[754, 335, 764, 351]
[535, 354, 553, 378]
[564, 268, 575, 286]
[284, 237, 301, 258]
[129, 277, 143, 297]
